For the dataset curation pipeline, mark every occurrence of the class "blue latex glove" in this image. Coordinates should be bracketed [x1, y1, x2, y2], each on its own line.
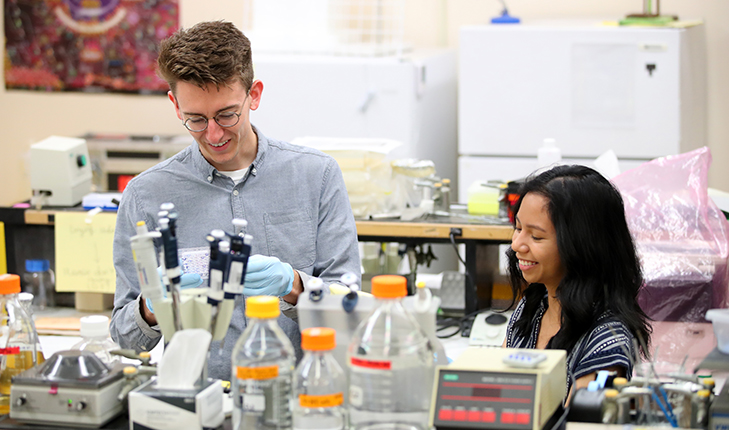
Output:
[145, 267, 203, 314]
[243, 255, 294, 297]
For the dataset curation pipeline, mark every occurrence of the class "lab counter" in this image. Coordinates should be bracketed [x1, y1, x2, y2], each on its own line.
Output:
[0, 205, 515, 315]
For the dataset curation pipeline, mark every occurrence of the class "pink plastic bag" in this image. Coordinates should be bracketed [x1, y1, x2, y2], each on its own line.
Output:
[612, 147, 729, 322]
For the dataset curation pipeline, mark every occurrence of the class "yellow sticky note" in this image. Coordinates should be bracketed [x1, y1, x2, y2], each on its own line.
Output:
[55, 212, 117, 293]
[0, 221, 6, 274]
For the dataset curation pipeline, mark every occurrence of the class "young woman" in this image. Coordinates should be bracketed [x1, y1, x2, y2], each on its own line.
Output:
[502, 165, 652, 401]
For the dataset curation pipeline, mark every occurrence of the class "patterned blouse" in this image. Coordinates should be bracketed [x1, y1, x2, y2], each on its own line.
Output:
[504, 293, 637, 396]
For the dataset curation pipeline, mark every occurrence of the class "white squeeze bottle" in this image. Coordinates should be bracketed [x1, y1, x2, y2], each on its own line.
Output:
[348, 275, 435, 430]
[537, 138, 562, 168]
[71, 315, 120, 365]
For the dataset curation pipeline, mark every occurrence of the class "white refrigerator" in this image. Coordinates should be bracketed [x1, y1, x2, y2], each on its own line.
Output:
[457, 21, 707, 203]
[250, 49, 458, 189]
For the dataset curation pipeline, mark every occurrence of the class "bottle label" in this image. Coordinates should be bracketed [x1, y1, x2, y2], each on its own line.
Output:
[350, 357, 391, 370]
[236, 365, 279, 380]
[0, 347, 19, 355]
[298, 392, 344, 408]
[242, 393, 266, 412]
[349, 385, 363, 407]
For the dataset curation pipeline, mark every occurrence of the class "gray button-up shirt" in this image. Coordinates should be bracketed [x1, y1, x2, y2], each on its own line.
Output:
[110, 127, 360, 380]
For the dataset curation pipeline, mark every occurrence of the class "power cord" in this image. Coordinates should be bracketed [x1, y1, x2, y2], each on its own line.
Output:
[448, 228, 466, 265]
[447, 227, 477, 323]
[436, 308, 488, 339]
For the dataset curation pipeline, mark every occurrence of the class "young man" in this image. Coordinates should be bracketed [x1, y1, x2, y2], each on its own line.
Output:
[109, 21, 360, 380]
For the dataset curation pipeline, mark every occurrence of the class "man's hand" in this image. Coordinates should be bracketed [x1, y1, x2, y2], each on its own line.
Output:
[142, 269, 203, 325]
[243, 255, 294, 297]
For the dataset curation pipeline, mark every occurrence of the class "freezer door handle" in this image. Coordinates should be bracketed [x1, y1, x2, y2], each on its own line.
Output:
[358, 88, 377, 113]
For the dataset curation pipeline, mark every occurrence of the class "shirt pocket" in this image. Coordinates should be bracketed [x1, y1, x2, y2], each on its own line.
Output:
[264, 209, 316, 269]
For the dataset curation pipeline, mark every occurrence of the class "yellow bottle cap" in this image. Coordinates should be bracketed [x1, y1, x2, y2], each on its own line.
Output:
[139, 351, 151, 359]
[604, 389, 619, 398]
[612, 377, 628, 387]
[371, 275, 407, 298]
[301, 327, 336, 351]
[0, 274, 21, 294]
[246, 296, 280, 319]
[123, 366, 138, 375]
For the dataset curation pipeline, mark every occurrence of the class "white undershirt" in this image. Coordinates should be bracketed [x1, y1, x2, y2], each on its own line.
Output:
[218, 167, 249, 184]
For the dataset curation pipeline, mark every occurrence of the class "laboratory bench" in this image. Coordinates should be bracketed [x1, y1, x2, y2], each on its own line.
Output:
[356, 215, 514, 315]
[0, 304, 722, 430]
[0, 205, 515, 316]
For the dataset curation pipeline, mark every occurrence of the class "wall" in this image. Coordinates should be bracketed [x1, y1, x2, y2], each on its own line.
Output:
[1, 0, 727, 206]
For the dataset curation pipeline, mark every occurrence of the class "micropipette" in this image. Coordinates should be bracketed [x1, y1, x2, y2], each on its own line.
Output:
[217, 220, 252, 352]
[159, 217, 183, 332]
[340, 272, 359, 313]
[129, 221, 164, 310]
[160, 202, 176, 233]
[209, 239, 230, 337]
[307, 278, 324, 302]
[207, 229, 227, 305]
[223, 219, 251, 300]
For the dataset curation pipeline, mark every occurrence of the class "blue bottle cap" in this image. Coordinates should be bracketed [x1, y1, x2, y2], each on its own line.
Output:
[491, 10, 521, 24]
[25, 259, 50, 273]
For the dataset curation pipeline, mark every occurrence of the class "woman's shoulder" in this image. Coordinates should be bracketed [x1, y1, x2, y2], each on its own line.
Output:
[582, 313, 635, 353]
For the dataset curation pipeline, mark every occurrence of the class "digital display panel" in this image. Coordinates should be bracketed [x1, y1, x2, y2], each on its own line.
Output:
[472, 387, 502, 398]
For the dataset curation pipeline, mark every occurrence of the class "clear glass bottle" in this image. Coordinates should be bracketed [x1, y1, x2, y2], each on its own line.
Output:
[23, 259, 55, 310]
[232, 296, 295, 430]
[0, 274, 44, 414]
[293, 327, 346, 430]
[441, 178, 451, 212]
[348, 275, 435, 430]
[70, 315, 120, 366]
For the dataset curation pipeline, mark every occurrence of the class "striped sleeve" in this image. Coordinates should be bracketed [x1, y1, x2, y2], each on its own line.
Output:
[570, 319, 636, 381]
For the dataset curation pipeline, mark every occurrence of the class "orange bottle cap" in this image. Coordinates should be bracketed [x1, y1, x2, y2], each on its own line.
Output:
[301, 327, 336, 351]
[245, 296, 280, 319]
[0, 274, 21, 295]
[371, 275, 407, 298]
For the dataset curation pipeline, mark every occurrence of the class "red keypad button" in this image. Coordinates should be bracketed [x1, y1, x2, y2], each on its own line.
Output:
[482, 411, 496, 422]
[501, 411, 516, 424]
[454, 409, 467, 421]
[438, 408, 453, 421]
[468, 410, 481, 422]
[517, 412, 531, 424]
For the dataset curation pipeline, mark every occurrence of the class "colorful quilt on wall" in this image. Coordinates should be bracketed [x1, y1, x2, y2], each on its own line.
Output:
[4, 0, 178, 93]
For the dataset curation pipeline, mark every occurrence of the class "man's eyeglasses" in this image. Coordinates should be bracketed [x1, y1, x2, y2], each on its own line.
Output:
[183, 108, 243, 133]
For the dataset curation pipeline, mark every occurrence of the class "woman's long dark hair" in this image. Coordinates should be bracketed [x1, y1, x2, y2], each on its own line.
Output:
[506, 165, 652, 359]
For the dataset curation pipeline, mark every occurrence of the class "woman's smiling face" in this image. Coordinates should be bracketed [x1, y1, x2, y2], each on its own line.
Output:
[511, 192, 565, 291]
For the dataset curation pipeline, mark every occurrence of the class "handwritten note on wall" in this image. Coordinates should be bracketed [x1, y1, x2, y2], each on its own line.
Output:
[55, 212, 117, 293]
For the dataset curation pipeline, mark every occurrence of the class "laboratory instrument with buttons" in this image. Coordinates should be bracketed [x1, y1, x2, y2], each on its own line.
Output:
[9, 350, 127, 428]
[468, 310, 513, 347]
[429, 347, 566, 430]
[29, 135, 93, 207]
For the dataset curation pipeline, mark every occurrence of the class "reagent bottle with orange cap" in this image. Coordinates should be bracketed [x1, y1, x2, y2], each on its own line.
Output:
[347, 275, 435, 430]
[231, 296, 295, 430]
[0, 274, 44, 414]
[293, 327, 346, 430]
